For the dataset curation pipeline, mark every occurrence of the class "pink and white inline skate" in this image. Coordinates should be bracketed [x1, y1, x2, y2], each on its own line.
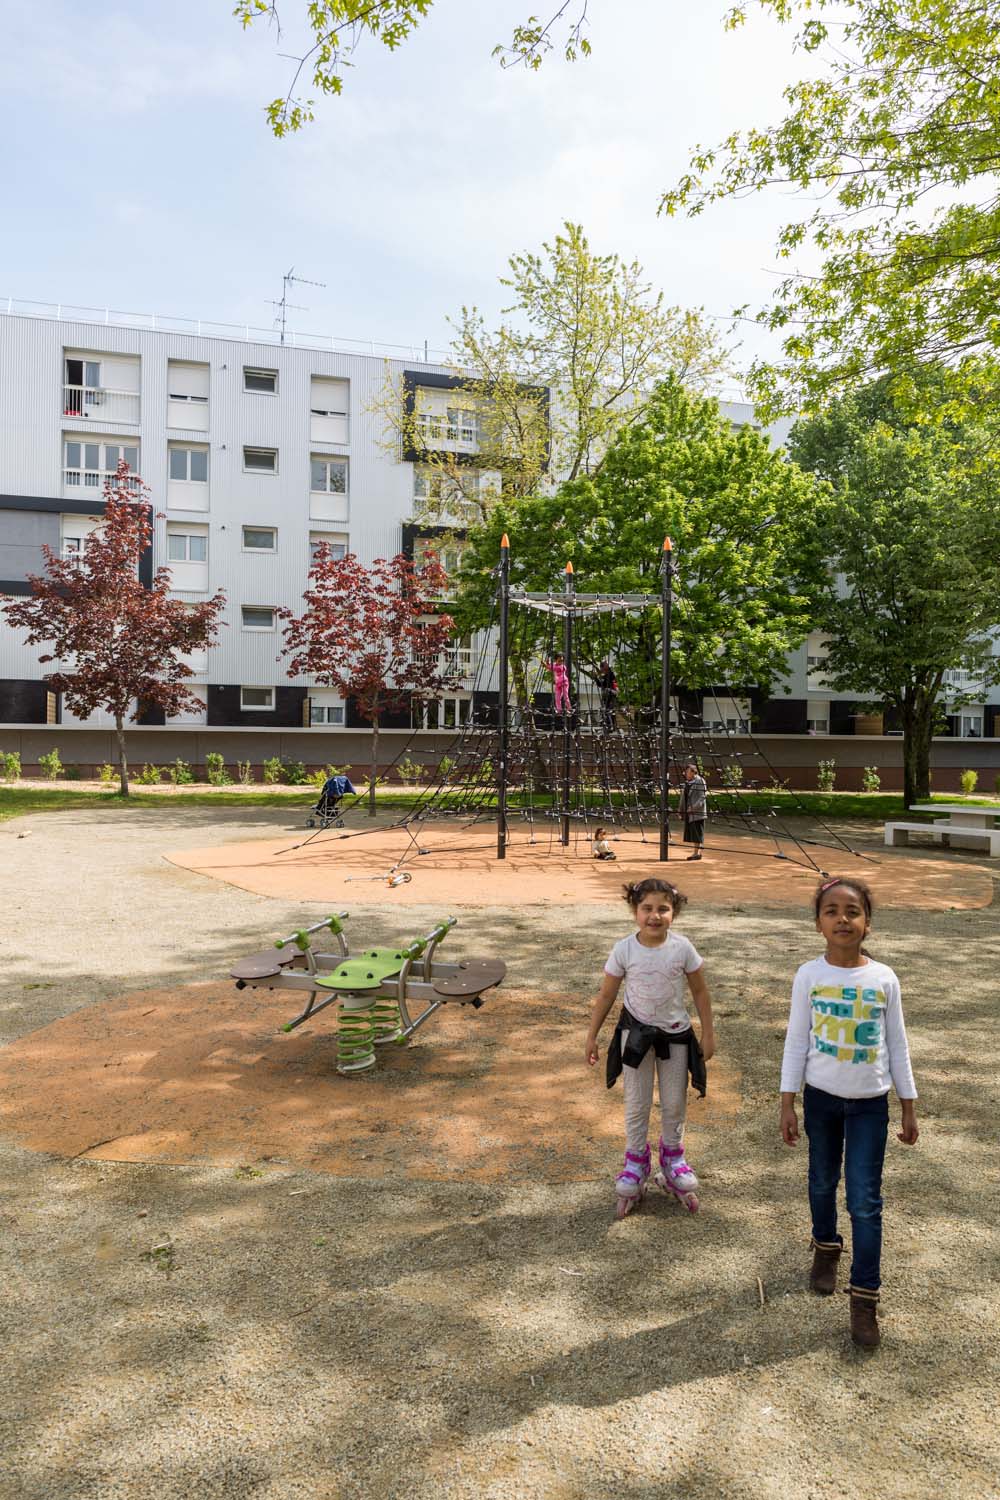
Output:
[654, 1138, 700, 1213]
[614, 1143, 651, 1219]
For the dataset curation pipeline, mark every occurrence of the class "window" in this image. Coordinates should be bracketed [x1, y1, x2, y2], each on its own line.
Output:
[806, 700, 830, 734]
[242, 526, 276, 552]
[415, 403, 480, 449]
[310, 690, 346, 726]
[244, 367, 277, 395]
[167, 532, 208, 562]
[413, 466, 479, 506]
[169, 446, 209, 483]
[63, 357, 101, 414]
[414, 696, 472, 730]
[959, 711, 984, 738]
[241, 686, 275, 710]
[310, 377, 349, 443]
[447, 407, 479, 445]
[64, 439, 140, 488]
[167, 361, 209, 431]
[241, 606, 276, 630]
[61, 515, 102, 563]
[414, 536, 464, 596]
[311, 704, 345, 726]
[309, 533, 348, 562]
[244, 447, 277, 474]
[442, 635, 475, 674]
[310, 456, 348, 494]
[167, 364, 209, 404]
[701, 696, 750, 734]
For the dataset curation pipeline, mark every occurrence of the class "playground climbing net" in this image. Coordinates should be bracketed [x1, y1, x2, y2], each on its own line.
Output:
[285, 541, 869, 877]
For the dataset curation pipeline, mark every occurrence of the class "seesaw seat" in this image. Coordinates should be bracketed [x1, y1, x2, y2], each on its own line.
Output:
[314, 948, 408, 992]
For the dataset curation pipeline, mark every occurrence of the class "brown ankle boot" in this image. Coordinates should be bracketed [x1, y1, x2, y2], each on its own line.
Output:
[808, 1237, 842, 1295]
[847, 1287, 880, 1348]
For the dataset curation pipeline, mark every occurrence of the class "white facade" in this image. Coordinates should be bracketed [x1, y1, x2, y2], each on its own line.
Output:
[0, 308, 462, 728]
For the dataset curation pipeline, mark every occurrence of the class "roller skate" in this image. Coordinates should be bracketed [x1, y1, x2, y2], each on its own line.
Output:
[654, 1138, 700, 1213]
[614, 1144, 651, 1220]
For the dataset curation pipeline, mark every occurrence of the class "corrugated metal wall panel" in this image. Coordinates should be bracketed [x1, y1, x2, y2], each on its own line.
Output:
[0, 316, 436, 700]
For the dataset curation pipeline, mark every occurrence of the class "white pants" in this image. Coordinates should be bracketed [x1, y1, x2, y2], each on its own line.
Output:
[621, 1029, 689, 1155]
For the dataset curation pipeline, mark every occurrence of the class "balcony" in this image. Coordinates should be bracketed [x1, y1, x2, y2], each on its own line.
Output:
[416, 412, 479, 453]
[63, 384, 139, 425]
[441, 647, 477, 678]
[64, 466, 140, 493]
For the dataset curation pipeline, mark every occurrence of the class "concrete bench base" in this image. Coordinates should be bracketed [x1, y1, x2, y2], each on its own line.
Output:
[884, 821, 1000, 857]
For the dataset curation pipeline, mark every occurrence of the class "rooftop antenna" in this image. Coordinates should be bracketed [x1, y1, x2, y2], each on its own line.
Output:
[269, 266, 326, 344]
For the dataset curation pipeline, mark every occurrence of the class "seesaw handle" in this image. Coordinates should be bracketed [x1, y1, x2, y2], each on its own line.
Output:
[275, 911, 350, 951]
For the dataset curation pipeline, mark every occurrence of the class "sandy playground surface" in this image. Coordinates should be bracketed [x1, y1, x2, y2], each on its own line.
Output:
[1, 803, 999, 1499]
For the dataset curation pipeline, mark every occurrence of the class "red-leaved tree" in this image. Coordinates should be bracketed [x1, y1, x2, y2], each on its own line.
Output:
[281, 548, 458, 816]
[2, 462, 226, 794]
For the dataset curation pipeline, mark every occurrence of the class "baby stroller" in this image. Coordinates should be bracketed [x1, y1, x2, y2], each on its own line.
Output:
[306, 772, 356, 829]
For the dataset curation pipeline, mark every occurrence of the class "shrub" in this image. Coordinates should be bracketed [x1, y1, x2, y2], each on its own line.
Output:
[396, 754, 425, 785]
[205, 752, 231, 786]
[98, 763, 115, 784]
[137, 763, 163, 785]
[168, 758, 194, 785]
[720, 763, 744, 789]
[63, 764, 82, 781]
[279, 758, 307, 785]
[816, 758, 836, 793]
[861, 766, 881, 793]
[236, 759, 253, 785]
[1, 751, 21, 781]
[959, 768, 978, 796]
[437, 755, 455, 781]
[262, 756, 282, 784]
[995, 772, 1000, 798]
[38, 748, 63, 780]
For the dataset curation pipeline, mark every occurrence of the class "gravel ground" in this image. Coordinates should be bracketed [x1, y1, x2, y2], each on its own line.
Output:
[1, 807, 999, 1500]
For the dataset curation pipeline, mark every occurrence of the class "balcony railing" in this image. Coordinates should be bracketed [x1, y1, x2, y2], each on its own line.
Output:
[63, 384, 140, 424]
[64, 466, 140, 492]
[441, 648, 476, 677]
[416, 413, 478, 452]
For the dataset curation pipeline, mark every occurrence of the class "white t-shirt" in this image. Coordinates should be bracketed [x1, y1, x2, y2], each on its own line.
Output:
[779, 955, 917, 1100]
[605, 931, 703, 1031]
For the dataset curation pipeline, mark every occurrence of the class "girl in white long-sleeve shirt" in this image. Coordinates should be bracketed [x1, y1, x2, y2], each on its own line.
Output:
[779, 876, 918, 1349]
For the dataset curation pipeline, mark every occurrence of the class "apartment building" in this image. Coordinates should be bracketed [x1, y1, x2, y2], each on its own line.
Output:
[0, 303, 489, 739]
[0, 302, 997, 767]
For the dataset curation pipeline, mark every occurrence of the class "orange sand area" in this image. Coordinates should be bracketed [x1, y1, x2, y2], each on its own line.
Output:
[165, 824, 994, 909]
[0, 982, 740, 1181]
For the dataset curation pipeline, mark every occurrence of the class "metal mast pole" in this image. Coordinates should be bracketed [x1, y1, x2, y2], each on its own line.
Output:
[659, 537, 673, 862]
[497, 534, 510, 860]
[561, 561, 574, 847]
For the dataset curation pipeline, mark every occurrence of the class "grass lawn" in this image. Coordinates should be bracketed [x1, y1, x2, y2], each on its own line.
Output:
[2, 783, 997, 825]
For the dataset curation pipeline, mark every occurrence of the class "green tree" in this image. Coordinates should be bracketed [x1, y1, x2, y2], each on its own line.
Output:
[453, 378, 830, 713]
[374, 223, 730, 529]
[664, 0, 1000, 416]
[788, 378, 1000, 805]
[235, 1, 592, 134]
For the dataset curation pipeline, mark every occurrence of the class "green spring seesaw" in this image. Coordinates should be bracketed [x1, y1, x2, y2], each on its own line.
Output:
[230, 914, 505, 1075]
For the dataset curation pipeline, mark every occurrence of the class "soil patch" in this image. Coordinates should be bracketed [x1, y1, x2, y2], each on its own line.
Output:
[0, 982, 740, 1176]
[166, 822, 995, 908]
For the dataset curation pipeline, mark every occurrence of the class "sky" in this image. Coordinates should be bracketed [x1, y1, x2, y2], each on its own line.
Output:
[2, 1, 815, 392]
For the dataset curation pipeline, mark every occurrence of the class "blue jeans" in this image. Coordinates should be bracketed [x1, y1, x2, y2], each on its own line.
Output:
[804, 1084, 889, 1292]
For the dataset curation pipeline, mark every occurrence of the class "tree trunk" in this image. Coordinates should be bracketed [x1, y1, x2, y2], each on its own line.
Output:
[901, 697, 933, 808]
[368, 716, 379, 818]
[115, 714, 130, 796]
